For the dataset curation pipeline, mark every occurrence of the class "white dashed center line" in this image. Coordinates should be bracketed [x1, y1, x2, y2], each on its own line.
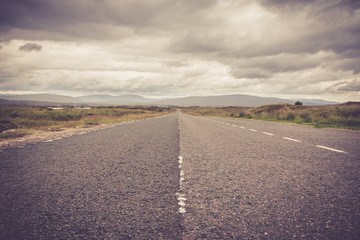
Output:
[176, 155, 186, 213]
[282, 137, 301, 142]
[262, 132, 274, 136]
[316, 145, 346, 153]
[249, 129, 258, 132]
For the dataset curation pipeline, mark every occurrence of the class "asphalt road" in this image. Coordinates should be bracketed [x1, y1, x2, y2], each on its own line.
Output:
[0, 115, 182, 239]
[1, 111, 360, 239]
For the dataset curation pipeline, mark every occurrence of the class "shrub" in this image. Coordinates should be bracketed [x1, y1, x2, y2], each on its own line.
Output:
[239, 112, 246, 118]
[286, 112, 296, 120]
[346, 118, 360, 127]
[300, 112, 312, 123]
[295, 101, 303, 105]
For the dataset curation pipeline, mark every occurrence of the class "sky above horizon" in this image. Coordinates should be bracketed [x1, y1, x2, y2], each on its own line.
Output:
[0, 0, 360, 102]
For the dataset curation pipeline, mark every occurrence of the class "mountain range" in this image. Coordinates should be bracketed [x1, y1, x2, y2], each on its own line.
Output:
[0, 93, 339, 107]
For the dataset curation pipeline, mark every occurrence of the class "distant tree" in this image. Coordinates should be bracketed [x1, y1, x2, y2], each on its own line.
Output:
[295, 101, 303, 106]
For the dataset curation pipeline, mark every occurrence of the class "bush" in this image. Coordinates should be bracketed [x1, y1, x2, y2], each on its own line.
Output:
[239, 112, 246, 118]
[286, 112, 296, 120]
[295, 101, 303, 106]
[346, 118, 360, 127]
[300, 112, 312, 123]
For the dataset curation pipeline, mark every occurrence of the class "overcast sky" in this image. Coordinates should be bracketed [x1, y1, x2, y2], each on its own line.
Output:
[0, 0, 360, 101]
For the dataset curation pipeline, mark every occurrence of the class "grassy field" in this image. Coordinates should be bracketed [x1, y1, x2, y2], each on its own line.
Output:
[0, 105, 173, 139]
[182, 102, 360, 131]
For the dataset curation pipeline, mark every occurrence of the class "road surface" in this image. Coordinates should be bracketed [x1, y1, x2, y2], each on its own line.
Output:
[1, 111, 359, 239]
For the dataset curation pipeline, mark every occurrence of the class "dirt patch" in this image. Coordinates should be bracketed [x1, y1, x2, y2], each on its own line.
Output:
[0, 121, 128, 151]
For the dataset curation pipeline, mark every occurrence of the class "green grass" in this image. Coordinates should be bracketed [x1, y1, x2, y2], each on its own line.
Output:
[181, 102, 360, 130]
[0, 106, 173, 139]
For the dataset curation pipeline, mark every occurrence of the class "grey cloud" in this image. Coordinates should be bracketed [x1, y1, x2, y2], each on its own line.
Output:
[19, 43, 42, 51]
[338, 79, 360, 91]
[163, 60, 189, 68]
[182, 69, 207, 78]
[258, 0, 360, 14]
[257, 0, 315, 13]
[170, 32, 227, 54]
[331, 58, 360, 75]
[230, 68, 273, 79]
[168, 0, 360, 82]
[0, 0, 218, 41]
[47, 76, 177, 94]
[228, 53, 329, 79]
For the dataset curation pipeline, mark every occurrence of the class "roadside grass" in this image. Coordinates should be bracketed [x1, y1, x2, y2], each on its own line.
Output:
[0, 106, 173, 139]
[182, 106, 251, 118]
[181, 102, 360, 130]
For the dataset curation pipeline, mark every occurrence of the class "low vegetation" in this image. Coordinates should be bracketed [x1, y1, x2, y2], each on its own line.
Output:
[0, 105, 173, 139]
[182, 102, 360, 130]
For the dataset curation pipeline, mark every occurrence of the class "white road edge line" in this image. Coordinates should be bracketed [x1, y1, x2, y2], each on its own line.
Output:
[316, 145, 346, 153]
[262, 132, 274, 136]
[282, 137, 301, 142]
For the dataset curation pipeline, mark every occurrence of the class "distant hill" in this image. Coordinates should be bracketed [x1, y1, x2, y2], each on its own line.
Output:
[0, 94, 83, 104]
[0, 99, 78, 106]
[0, 93, 339, 107]
[151, 94, 294, 107]
[78, 94, 152, 105]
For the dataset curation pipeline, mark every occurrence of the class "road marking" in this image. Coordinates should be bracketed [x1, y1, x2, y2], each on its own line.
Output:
[262, 132, 274, 136]
[232, 124, 237, 127]
[238, 126, 245, 129]
[316, 145, 346, 153]
[226, 123, 231, 126]
[176, 156, 186, 214]
[282, 137, 301, 142]
[78, 132, 87, 135]
[249, 129, 258, 132]
[43, 139, 53, 142]
[178, 156, 183, 168]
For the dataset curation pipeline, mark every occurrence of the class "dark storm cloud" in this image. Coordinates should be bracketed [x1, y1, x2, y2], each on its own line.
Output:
[255, 0, 360, 55]
[173, 0, 360, 56]
[258, 0, 360, 13]
[18, 42, 42, 51]
[0, 0, 218, 40]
